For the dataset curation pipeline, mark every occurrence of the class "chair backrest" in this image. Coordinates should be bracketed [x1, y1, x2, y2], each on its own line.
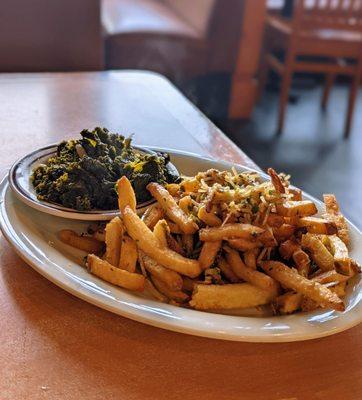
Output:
[293, 0, 362, 32]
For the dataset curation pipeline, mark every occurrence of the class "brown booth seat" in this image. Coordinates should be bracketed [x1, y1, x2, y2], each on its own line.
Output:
[102, 0, 245, 80]
[0, 0, 103, 72]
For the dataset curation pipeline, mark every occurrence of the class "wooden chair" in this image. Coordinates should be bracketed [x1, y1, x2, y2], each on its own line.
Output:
[259, 0, 362, 138]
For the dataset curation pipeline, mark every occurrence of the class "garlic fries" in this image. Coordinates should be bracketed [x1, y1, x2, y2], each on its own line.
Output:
[60, 166, 359, 315]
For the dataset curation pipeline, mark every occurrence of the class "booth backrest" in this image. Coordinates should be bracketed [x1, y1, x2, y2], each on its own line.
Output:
[162, 0, 216, 37]
[0, 0, 103, 72]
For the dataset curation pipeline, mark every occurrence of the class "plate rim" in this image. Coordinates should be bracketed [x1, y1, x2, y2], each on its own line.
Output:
[1, 151, 361, 342]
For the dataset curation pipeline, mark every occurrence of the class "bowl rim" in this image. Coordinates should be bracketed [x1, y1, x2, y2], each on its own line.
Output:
[8, 143, 179, 220]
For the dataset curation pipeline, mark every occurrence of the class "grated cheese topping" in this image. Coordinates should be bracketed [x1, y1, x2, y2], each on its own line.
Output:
[176, 169, 293, 228]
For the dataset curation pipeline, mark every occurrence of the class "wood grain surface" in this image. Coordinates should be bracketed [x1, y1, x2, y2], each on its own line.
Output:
[0, 71, 360, 400]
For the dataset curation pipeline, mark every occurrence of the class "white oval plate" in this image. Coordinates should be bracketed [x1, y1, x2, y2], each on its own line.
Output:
[1, 149, 361, 342]
[8, 144, 178, 221]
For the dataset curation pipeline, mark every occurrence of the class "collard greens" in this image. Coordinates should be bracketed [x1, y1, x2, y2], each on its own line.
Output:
[31, 127, 179, 210]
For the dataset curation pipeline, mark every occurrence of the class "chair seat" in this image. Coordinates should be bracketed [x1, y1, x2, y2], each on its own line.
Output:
[102, 0, 202, 39]
[303, 28, 362, 43]
[267, 15, 362, 43]
[267, 15, 362, 57]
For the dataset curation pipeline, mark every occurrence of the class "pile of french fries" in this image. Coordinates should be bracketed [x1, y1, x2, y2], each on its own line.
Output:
[59, 167, 361, 315]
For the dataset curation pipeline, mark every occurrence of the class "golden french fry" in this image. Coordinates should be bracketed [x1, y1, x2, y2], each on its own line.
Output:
[243, 249, 259, 270]
[180, 178, 200, 194]
[274, 292, 303, 314]
[119, 235, 138, 272]
[330, 281, 346, 298]
[197, 205, 222, 227]
[267, 168, 285, 193]
[198, 241, 222, 271]
[292, 249, 310, 277]
[301, 233, 334, 271]
[264, 213, 284, 228]
[140, 251, 183, 291]
[151, 218, 184, 255]
[122, 206, 201, 278]
[199, 224, 276, 247]
[147, 182, 198, 234]
[324, 194, 340, 214]
[228, 238, 263, 251]
[152, 219, 168, 247]
[199, 223, 262, 241]
[350, 259, 362, 275]
[190, 283, 277, 310]
[145, 278, 168, 302]
[276, 200, 317, 217]
[279, 240, 301, 259]
[301, 296, 319, 312]
[178, 196, 193, 214]
[165, 183, 180, 196]
[166, 220, 183, 234]
[312, 270, 349, 285]
[59, 230, 104, 254]
[288, 187, 302, 201]
[225, 247, 279, 294]
[142, 204, 164, 229]
[117, 176, 136, 213]
[105, 217, 124, 267]
[272, 224, 295, 242]
[213, 190, 234, 203]
[151, 276, 189, 303]
[137, 250, 147, 277]
[278, 240, 310, 276]
[259, 230, 277, 247]
[87, 254, 145, 291]
[260, 261, 344, 311]
[281, 216, 300, 224]
[327, 235, 351, 275]
[297, 216, 337, 235]
[323, 194, 350, 246]
[304, 281, 346, 307]
[217, 256, 239, 283]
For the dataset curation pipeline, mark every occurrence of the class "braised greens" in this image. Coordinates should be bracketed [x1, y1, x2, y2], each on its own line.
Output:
[31, 127, 179, 210]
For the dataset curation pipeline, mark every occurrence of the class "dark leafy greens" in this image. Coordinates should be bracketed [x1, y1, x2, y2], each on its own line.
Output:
[31, 127, 179, 210]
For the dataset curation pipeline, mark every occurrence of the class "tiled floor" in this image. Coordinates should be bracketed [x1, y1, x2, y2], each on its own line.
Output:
[223, 84, 362, 228]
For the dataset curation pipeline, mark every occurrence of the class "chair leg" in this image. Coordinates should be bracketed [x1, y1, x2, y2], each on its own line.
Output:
[344, 78, 359, 139]
[258, 38, 272, 101]
[276, 66, 293, 135]
[344, 73, 360, 139]
[321, 73, 335, 110]
[258, 56, 270, 101]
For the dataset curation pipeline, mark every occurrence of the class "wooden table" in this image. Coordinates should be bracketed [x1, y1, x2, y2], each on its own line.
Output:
[0, 71, 360, 400]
